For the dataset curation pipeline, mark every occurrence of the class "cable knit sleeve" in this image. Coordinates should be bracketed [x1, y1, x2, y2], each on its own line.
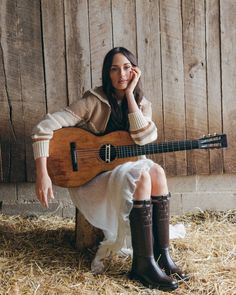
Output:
[128, 98, 157, 145]
[31, 110, 81, 159]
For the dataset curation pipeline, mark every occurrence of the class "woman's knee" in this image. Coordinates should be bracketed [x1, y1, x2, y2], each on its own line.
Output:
[149, 163, 166, 181]
[133, 171, 151, 200]
[149, 163, 168, 196]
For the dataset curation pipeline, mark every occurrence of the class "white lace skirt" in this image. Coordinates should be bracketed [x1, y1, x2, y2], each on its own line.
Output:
[68, 158, 154, 273]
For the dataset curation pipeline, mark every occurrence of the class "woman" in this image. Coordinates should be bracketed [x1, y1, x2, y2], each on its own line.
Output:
[32, 47, 188, 291]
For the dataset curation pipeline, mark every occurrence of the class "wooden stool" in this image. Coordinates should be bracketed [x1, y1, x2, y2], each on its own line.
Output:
[75, 208, 104, 251]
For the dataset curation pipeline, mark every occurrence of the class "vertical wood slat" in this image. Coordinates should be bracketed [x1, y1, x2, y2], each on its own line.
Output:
[182, 0, 209, 175]
[64, 0, 91, 104]
[206, 0, 224, 174]
[0, 0, 15, 144]
[160, 0, 186, 176]
[112, 0, 137, 55]
[0, 0, 25, 182]
[220, 0, 236, 173]
[0, 58, 13, 142]
[17, 0, 46, 182]
[0, 2, 13, 182]
[136, 0, 164, 167]
[0, 146, 2, 181]
[41, 0, 67, 112]
[0, 143, 10, 182]
[88, 0, 113, 87]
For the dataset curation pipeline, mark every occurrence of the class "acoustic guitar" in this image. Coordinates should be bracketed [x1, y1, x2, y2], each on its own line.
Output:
[47, 128, 227, 188]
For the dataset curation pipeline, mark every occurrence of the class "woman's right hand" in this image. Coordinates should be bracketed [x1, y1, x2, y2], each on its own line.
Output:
[35, 157, 54, 208]
[125, 66, 141, 96]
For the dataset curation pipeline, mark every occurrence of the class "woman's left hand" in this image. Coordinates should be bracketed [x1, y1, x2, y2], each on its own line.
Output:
[125, 66, 141, 96]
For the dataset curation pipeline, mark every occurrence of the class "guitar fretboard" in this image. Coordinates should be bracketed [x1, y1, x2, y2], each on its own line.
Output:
[116, 140, 199, 158]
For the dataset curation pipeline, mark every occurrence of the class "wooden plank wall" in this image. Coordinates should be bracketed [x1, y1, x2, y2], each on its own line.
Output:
[0, 0, 236, 183]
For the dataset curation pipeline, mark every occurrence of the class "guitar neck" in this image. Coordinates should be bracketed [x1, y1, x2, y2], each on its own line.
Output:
[116, 140, 200, 158]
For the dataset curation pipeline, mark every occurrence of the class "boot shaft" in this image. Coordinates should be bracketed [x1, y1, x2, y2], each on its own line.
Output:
[129, 200, 153, 257]
[152, 193, 171, 249]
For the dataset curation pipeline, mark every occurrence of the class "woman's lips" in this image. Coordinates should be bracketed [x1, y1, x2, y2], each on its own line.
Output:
[118, 80, 128, 84]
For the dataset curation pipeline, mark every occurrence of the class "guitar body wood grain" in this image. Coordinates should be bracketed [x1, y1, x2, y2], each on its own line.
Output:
[47, 128, 138, 187]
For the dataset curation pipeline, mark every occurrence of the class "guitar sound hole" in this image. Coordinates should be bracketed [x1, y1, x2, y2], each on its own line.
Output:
[99, 144, 117, 163]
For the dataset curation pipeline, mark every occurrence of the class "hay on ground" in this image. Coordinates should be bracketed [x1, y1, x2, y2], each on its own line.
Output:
[0, 209, 235, 295]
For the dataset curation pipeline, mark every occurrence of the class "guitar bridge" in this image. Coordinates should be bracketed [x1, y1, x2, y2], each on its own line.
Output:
[70, 142, 78, 171]
[105, 144, 111, 163]
[99, 143, 116, 163]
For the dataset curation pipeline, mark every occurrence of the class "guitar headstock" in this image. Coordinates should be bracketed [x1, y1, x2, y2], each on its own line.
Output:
[198, 134, 228, 149]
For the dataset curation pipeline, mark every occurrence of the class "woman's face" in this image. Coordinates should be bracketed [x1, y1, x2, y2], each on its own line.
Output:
[109, 53, 133, 91]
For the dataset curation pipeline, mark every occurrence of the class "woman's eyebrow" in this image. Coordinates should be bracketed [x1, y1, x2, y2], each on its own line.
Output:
[111, 63, 132, 67]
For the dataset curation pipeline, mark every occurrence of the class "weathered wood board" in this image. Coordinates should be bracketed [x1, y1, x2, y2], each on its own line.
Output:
[220, 0, 236, 173]
[182, 0, 209, 175]
[0, 0, 234, 182]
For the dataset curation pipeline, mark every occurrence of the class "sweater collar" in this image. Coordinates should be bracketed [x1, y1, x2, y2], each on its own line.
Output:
[89, 86, 110, 106]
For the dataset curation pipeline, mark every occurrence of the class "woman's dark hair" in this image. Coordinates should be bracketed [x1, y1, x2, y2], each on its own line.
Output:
[102, 47, 144, 131]
[102, 47, 144, 105]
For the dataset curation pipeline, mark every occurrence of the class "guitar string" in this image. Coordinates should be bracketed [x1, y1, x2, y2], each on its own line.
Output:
[74, 140, 200, 158]
[69, 135, 222, 157]
[76, 141, 198, 151]
[75, 141, 198, 154]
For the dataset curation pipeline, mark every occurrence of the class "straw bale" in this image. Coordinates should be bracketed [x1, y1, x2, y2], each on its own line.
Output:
[0, 209, 235, 295]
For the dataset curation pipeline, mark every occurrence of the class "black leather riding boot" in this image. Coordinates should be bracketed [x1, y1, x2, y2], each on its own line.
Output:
[129, 200, 178, 291]
[152, 194, 189, 281]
